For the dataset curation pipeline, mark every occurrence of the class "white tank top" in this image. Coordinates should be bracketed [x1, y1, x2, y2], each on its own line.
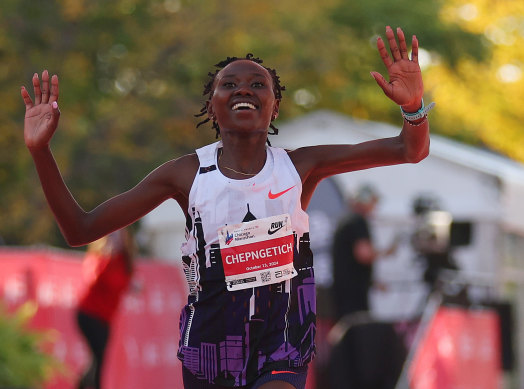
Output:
[178, 141, 316, 387]
[182, 140, 309, 264]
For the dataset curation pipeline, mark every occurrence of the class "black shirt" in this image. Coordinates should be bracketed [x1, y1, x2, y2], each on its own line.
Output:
[332, 213, 372, 319]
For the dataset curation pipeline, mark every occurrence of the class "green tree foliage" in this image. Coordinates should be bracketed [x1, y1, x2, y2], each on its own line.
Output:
[0, 0, 521, 246]
[0, 302, 64, 387]
[426, 0, 524, 161]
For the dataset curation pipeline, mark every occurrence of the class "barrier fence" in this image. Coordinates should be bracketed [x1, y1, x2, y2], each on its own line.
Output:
[0, 247, 503, 389]
[0, 247, 185, 389]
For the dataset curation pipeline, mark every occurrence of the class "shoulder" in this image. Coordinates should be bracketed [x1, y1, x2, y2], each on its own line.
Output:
[146, 153, 199, 199]
[171, 152, 200, 170]
[169, 153, 199, 191]
[353, 215, 371, 235]
[286, 145, 337, 175]
[335, 215, 356, 233]
[153, 153, 199, 177]
[336, 214, 366, 232]
[285, 146, 318, 179]
[286, 146, 314, 163]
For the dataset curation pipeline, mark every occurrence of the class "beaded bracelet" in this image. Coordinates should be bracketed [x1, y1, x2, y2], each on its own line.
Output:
[404, 116, 428, 126]
[400, 99, 436, 121]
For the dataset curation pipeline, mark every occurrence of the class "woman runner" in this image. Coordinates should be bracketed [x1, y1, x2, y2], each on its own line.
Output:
[20, 26, 431, 389]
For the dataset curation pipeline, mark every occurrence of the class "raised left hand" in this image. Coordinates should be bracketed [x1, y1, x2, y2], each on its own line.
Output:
[371, 26, 424, 112]
[20, 70, 61, 151]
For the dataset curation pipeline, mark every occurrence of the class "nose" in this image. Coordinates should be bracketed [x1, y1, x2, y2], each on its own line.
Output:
[234, 82, 253, 96]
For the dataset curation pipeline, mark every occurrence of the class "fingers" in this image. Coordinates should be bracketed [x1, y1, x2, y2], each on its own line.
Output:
[370, 71, 393, 98]
[396, 27, 409, 60]
[20, 86, 34, 110]
[378, 26, 414, 65]
[49, 74, 59, 104]
[52, 100, 61, 123]
[25, 70, 59, 106]
[41, 70, 50, 104]
[385, 26, 401, 62]
[32, 73, 42, 105]
[376, 37, 393, 68]
[411, 35, 419, 64]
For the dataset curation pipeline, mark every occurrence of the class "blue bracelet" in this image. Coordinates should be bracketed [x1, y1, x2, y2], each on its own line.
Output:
[400, 99, 436, 121]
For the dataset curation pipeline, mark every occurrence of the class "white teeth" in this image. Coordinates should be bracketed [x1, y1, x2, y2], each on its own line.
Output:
[232, 102, 256, 110]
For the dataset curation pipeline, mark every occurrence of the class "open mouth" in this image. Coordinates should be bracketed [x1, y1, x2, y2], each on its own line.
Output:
[232, 102, 257, 111]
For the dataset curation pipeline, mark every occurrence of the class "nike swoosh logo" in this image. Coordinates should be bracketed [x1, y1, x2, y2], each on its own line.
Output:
[267, 225, 284, 235]
[268, 186, 295, 199]
[271, 370, 298, 375]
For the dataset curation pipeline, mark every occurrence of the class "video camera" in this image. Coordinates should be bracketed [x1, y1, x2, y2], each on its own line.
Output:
[411, 195, 472, 287]
[411, 195, 472, 256]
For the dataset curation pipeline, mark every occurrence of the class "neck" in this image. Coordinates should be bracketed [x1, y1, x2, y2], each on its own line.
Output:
[218, 138, 267, 178]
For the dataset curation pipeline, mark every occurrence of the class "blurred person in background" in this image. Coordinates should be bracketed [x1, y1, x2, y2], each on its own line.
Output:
[331, 184, 397, 320]
[328, 185, 404, 389]
[76, 228, 135, 389]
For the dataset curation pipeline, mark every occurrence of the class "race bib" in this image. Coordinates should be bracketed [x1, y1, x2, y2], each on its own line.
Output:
[218, 214, 297, 291]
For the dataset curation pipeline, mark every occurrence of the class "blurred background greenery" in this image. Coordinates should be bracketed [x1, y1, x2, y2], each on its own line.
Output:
[0, 302, 64, 387]
[1, 0, 523, 246]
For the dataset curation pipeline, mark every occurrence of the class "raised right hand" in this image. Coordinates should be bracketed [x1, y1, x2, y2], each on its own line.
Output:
[370, 26, 424, 111]
[20, 70, 60, 150]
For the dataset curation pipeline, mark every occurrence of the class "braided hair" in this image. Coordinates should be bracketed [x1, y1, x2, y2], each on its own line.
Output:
[195, 53, 285, 145]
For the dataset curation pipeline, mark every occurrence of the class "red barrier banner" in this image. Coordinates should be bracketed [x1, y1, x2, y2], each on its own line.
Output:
[409, 305, 501, 389]
[0, 248, 186, 389]
[0, 248, 317, 389]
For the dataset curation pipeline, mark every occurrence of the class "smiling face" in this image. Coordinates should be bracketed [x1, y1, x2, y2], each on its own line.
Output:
[206, 60, 280, 136]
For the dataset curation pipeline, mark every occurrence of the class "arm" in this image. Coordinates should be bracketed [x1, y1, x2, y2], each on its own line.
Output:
[21, 71, 197, 246]
[342, 216, 391, 266]
[289, 27, 430, 208]
[353, 239, 379, 265]
[353, 237, 398, 265]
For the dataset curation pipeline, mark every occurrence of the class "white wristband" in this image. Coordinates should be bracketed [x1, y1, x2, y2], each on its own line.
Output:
[401, 99, 436, 121]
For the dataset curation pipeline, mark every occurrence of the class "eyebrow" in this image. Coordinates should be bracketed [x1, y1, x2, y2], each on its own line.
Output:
[221, 72, 268, 79]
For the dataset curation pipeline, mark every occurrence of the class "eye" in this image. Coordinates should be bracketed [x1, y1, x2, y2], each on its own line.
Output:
[252, 81, 264, 88]
[222, 81, 236, 88]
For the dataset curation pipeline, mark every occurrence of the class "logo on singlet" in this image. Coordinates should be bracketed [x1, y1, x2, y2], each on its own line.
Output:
[268, 220, 285, 235]
[268, 185, 295, 199]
